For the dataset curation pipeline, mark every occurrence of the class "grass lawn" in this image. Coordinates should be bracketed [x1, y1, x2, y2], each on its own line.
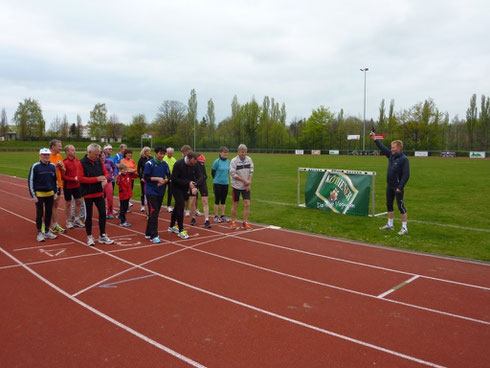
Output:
[1, 151, 489, 262]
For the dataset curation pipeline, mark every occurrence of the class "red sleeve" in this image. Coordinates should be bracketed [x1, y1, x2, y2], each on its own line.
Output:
[61, 159, 77, 182]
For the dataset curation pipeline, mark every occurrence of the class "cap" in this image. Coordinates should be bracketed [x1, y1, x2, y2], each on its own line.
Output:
[39, 148, 51, 155]
[197, 154, 206, 163]
[104, 144, 112, 150]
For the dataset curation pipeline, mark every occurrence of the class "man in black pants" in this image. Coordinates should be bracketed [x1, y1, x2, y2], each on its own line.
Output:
[370, 131, 410, 235]
[168, 152, 201, 239]
[79, 143, 114, 246]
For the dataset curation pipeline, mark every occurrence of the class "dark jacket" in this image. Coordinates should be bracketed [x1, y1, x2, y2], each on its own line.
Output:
[137, 156, 152, 179]
[28, 161, 57, 197]
[79, 155, 108, 198]
[170, 158, 202, 191]
[375, 139, 410, 190]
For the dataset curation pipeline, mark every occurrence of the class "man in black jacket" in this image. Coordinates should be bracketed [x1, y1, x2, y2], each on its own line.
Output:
[370, 132, 410, 235]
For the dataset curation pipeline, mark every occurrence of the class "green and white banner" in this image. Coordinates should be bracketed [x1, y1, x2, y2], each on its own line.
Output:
[305, 169, 373, 216]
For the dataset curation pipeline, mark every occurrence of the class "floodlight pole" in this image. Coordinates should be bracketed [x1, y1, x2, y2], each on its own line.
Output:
[360, 67, 369, 152]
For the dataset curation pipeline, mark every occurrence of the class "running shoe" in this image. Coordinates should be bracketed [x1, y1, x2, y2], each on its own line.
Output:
[73, 218, 85, 227]
[120, 222, 132, 227]
[168, 225, 179, 233]
[230, 221, 239, 229]
[145, 235, 151, 239]
[37, 232, 45, 242]
[66, 220, 74, 229]
[98, 234, 114, 244]
[204, 220, 211, 228]
[129, 202, 134, 207]
[106, 215, 115, 219]
[214, 215, 221, 223]
[242, 222, 252, 230]
[167, 206, 173, 213]
[398, 228, 408, 235]
[379, 224, 394, 231]
[151, 236, 161, 244]
[140, 206, 146, 212]
[190, 217, 196, 226]
[220, 215, 228, 223]
[178, 230, 190, 239]
[185, 210, 190, 217]
[51, 224, 66, 234]
[44, 231, 58, 239]
[87, 235, 95, 247]
[195, 210, 203, 217]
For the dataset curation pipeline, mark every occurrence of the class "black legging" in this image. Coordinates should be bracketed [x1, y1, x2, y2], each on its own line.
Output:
[146, 194, 163, 238]
[166, 181, 173, 207]
[170, 187, 186, 232]
[386, 186, 407, 214]
[35, 196, 54, 232]
[84, 196, 107, 236]
[140, 180, 146, 206]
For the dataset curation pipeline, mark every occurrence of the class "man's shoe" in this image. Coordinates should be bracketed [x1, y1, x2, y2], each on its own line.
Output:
[231, 221, 239, 229]
[87, 235, 95, 247]
[66, 220, 74, 229]
[129, 202, 134, 207]
[151, 236, 161, 244]
[37, 232, 45, 242]
[106, 215, 115, 219]
[140, 206, 146, 212]
[178, 230, 190, 239]
[168, 225, 179, 233]
[214, 215, 221, 223]
[398, 228, 408, 235]
[185, 210, 190, 217]
[242, 222, 252, 230]
[51, 224, 66, 234]
[190, 217, 196, 226]
[145, 235, 151, 239]
[98, 234, 114, 244]
[44, 231, 57, 239]
[220, 215, 228, 223]
[195, 210, 203, 217]
[204, 220, 211, 228]
[73, 219, 85, 227]
[120, 222, 132, 227]
[379, 224, 395, 231]
[167, 206, 173, 213]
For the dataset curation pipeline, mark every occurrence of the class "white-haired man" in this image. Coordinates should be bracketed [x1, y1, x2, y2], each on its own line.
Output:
[230, 144, 254, 230]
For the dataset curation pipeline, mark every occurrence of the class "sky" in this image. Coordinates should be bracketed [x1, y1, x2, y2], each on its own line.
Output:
[1, 0, 489, 128]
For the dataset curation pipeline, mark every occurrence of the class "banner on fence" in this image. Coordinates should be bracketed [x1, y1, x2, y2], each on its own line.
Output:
[295, 149, 304, 155]
[329, 150, 339, 155]
[470, 151, 486, 159]
[374, 134, 385, 140]
[305, 169, 372, 216]
[311, 150, 321, 155]
[441, 151, 456, 157]
[347, 135, 360, 140]
[414, 151, 428, 157]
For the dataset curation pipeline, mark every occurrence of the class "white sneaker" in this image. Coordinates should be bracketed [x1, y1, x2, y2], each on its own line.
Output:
[195, 210, 203, 217]
[73, 219, 85, 228]
[398, 228, 408, 235]
[178, 230, 190, 239]
[185, 210, 190, 217]
[66, 220, 74, 229]
[167, 206, 173, 213]
[140, 206, 146, 212]
[37, 232, 45, 242]
[98, 234, 114, 244]
[168, 225, 179, 233]
[379, 224, 395, 231]
[87, 235, 95, 247]
[44, 231, 57, 240]
[129, 202, 134, 207]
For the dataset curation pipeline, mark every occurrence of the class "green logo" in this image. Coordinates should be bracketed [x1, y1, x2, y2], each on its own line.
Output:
[314, 172, 359, 214]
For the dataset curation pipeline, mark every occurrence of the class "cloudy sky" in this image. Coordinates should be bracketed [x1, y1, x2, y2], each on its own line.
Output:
[1, 0, 489, 128]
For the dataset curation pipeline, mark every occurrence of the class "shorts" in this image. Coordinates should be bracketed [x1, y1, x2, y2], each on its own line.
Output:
[64, 187, 82, 201]
[232, 187, 250, 202]
[213, 183, 229, 205]
[386, 186, 406, 214]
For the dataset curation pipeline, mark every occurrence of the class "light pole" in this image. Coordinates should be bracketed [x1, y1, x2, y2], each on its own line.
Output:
[360, 67, 369, 152]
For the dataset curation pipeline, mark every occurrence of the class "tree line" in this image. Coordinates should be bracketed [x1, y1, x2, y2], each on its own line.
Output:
[3, 90, 489, 152]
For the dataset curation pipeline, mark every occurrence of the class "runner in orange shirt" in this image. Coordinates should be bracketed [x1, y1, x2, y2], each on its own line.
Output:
[49, 139, 66, 233]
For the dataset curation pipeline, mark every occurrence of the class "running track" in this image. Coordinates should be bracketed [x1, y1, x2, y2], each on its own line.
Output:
[0, 173, 489, 367]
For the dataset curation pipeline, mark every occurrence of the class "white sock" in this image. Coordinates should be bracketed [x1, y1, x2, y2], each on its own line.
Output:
[388, 218, 394, 226]
[402, 222, 408, 230]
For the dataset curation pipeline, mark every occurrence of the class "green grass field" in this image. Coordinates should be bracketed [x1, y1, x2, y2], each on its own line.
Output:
[1, 151, 489, 261]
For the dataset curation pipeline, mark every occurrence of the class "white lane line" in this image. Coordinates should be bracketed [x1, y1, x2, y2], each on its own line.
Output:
[0, 246, 206, 368]
[378, 275, 420, 299]
[0, 207, 448, 367]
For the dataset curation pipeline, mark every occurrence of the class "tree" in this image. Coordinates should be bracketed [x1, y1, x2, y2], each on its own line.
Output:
[300, 106, 334, 149]
[126, 114, 148, 145]
[241, 99, 260, 147]
[187, 88, 198, 149]
[60, 115, 69, 140]
[76, 114, 83, 140]
[48, 116, 62, 136]
[106, 114, 123, 141]
[13, 98, 45, 140]
[69, 123, 77, 137]
[479, 95, 489, 151]
[465, 94, 478, 150]
[0, 109, 7, 138]
[88, 103, 108, 139]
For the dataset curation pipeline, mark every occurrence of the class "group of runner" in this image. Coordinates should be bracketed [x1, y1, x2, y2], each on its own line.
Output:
[28, 141, 254, 246]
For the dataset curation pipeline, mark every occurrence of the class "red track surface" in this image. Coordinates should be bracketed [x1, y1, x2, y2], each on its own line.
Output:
[0, 173, 489, 367]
